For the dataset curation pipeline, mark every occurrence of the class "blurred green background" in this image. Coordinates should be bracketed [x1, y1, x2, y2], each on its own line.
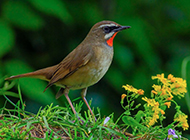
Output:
[0, 0, 190, 136]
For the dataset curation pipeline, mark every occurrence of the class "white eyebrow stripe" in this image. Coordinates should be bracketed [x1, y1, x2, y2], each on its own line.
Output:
[98, 23, 117, 28]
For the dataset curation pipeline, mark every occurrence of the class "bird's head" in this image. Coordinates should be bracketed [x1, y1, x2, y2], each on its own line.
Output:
[86, 21, 130, 47]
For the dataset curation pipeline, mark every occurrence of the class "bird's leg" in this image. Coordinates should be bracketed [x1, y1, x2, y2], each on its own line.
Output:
[61, 87, 84, 123]
[63, 87, 77, 114]
[81, 88, 96, 120]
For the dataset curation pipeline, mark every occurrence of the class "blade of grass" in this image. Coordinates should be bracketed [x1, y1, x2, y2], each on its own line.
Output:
[43, 116, 50, 129]
[0, 90, 19, 98]
[17, 83, 25, 110]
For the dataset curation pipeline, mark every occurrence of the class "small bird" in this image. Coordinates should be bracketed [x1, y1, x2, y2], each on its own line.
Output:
[5, 21, 130, 118]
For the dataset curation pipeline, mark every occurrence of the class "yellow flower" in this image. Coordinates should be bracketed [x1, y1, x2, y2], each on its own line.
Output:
[142, 97, 156, 107]
[170, 78, 187, 96]
[151, 90, 157, 95]
[167, 96, 173, 100]
[168, 74, 176, 82]
[161, 78, 170, 86]
[152, 84, 161, 91]
[142, 97, 167, 127]
[175, 78, 187, 88]
[161, 88, 167, 95]
[160, 110, 165, 115]
[148, 117, 157, 126]
[182, 123, 189, 131]
[164, 86, 173, 98]
[122, 84, 143, 95]
[152, 74, 187, 98]
[121, 94, 127, 100]
[174, 114, 189, 131]
[142, 97, 160, 108]
[148, 111, 160, 127]
[137, 89, 144, 95]
[152, 73, 165, 80]
[172, 88, 186, 96]
[152, 73, 170, 86]
[152, 84, 162, 95]
[167, 74, 173, 79]
[122, 85, 137, 93]
[121, 94, 127, 104]
[164, 102, 171, 108]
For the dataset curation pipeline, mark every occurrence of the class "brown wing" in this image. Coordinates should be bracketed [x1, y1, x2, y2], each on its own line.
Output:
[44, 45, 93, 91]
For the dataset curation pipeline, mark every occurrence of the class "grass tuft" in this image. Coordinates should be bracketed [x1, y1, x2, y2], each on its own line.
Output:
[0, 90, 129, 139]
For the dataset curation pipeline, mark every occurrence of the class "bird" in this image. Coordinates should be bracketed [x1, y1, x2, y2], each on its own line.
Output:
[5, 20, 130, 119]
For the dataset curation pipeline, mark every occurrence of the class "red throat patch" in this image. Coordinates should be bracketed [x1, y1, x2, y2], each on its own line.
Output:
[106, 32, 118, 47]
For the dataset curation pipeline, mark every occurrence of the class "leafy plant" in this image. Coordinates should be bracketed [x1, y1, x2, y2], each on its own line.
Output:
[121, 74, 188, 139]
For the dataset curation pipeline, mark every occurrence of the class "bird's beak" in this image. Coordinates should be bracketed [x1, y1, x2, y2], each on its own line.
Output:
[113, 26, 131, 32]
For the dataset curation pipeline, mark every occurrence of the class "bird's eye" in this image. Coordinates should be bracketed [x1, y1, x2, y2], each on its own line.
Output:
[103, 26, 111, 33]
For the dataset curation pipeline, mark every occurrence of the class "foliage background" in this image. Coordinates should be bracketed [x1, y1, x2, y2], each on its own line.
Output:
[0, 0, 190, 137]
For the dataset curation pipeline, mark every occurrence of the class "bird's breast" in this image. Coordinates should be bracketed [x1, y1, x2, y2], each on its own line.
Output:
[85, 44, 113, 84]
[58, 44, 113, 90]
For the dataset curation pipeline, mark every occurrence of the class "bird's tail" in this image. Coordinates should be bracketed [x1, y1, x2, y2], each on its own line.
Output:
[5, 65, 58, 81]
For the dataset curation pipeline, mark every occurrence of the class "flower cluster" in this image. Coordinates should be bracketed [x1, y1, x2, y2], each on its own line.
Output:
[149, 73, 188, 130]
[121, 85, 144, 110]
[142, 97, 165, 127]
[151, 73, 187, 99]
[121, 73, 188, 138]
[174, 111, 189, 131]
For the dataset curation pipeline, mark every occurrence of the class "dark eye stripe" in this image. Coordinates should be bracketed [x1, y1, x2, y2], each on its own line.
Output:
[103, 26, 119, 33]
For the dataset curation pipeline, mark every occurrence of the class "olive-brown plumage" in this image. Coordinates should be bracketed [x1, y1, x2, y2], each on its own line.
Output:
[5, 21, 130, 118]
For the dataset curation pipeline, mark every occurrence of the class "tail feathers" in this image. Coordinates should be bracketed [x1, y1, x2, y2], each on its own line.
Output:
[5, 65, 58, 81]
[5, 71, 48, 81]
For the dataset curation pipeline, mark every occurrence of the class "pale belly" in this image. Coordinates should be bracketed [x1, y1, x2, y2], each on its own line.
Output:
[57, 59, 112, 89]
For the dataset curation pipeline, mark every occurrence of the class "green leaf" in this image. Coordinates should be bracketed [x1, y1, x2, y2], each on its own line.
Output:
[0, 20, 14, 58]
[135, 110, 144, 123]
[122, 116, 146, 130]
[4, 60, 58, 105]
[2, 1, 44, 30]
[29, 0, 72, 24]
